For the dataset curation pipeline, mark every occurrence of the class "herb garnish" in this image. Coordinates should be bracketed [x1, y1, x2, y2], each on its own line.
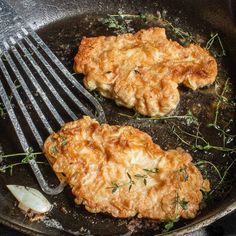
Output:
[101, 11, 135, 34]
[93, 91, 105, 102]
[143, 168, 159, 174]
[207, 78, 236, 147]
[206, 33, 226, 57]
[118, 110, 198, 126]
[101, 10, 226, 55]
[167, 78, 236, 153]
[110, 182, 121, 194]
[163, 218, 179, 232]
[49, 145, 58, 155]
[101, 10, 195, 44]
[0, 147, 44, 175]
[171, 123, 236, 153]
[108, 172, 135, 193]
[60, 136, 68, 146]
[164, 21, 195, 43]
[178, 198, 188, 210]
[178, 168, 189, 182]
[127, 172, 135, 191]
[196, 159, 236, 195]
[134, 174, 148, 185]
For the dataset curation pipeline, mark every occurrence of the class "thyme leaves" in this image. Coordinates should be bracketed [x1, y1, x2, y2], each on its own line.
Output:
[143, 167, 159, 174]
[178, 168, 189, 182]
[178, 198, 189, 210]
[164, 21, 195, 43]
[110, 182, 121, 194]
[108, 172, 135, 193]
[101, 11, 195, 44]
[60, 136, 68, 146]
[108, 169, 159, 193]
[134, 174, 148, 185]
[101, 10, 226, 57]
[21, 147, 39, 163]
[49, 145, 58, 155]
[207, 78, 236, 147]
[164, 218, 179, 232]
[0, 147, 44, 175]
[101, 11, 136, 34]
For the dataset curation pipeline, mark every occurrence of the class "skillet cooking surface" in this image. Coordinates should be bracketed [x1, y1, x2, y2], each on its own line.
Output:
[0, 0, 236, 235]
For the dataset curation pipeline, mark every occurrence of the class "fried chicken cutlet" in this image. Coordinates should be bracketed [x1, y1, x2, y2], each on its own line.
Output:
[44, 116, 210, 220]
[74, 27, 217, 117]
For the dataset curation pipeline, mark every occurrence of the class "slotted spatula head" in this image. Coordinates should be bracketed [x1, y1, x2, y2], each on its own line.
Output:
[0, 0, 106, 195]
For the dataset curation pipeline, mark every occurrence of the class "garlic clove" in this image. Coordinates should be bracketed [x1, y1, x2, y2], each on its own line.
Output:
[7, 185, 52, 213]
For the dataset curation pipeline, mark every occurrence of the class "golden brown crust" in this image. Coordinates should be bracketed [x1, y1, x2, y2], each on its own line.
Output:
[74, 27, 217, 116]
[44, 116, 210, 220]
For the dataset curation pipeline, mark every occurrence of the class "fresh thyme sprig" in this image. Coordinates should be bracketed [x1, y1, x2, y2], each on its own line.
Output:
[206, 33, 226, 57]
[101, 11, 195, 43]
[195, 160, 222, 180]
[108, 172, 135, 193]
[195, 159, 236, 196]
[0, 147, 42, 160]
[207, 78, 236, 147]
[101, 11, 135, 34]
[163, 168, 188, 232]
[118, 110, 198, 126]
[163, 21, 195, 43]
[174, 168, 189, 215]
[171, 123, 236, 153]
[210, 158, 236, 195]
[0, 147, 44, 175]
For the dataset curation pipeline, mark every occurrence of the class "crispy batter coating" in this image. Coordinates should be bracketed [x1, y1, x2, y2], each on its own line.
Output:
[44, 116, 210, 220]
[74, 27, 217, 116]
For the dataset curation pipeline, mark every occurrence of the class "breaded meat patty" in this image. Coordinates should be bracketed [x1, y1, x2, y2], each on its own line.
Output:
[74, 27, 217, 116]
[44, 116, 210, 220]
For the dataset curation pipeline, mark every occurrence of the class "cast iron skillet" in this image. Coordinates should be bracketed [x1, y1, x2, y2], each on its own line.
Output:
[0, 0, 236, 235]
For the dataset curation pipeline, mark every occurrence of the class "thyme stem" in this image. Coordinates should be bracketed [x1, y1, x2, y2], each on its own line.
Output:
[171, 124, 236, 153]
[195, 160, 222, 179]
[0, 161, 46, 176]
[209, 159, 236, 195]
[0, 152, 42, 159]
[214, 78, 229, 126]
[206, 33, 226, 57]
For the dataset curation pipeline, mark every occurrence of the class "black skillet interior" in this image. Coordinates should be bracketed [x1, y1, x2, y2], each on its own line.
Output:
[0, 0, 236, 235]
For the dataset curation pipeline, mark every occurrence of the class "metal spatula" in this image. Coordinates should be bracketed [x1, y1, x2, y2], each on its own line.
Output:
[0, 0, 106, 195]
